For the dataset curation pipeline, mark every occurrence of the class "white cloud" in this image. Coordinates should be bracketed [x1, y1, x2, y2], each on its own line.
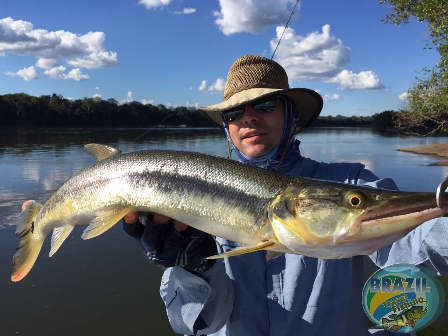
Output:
[93, 93, 101, 100]
[399, 92, 409, 101]
[174, 8, 196, 15]
[214, 0, 298, 36]
[142, 99, 154, 104]
[17, 66, 38, 80]
[270, 24, 384, 90]
[0, 17, 118, 80]
[36, 58, 59, 69]
[139, 0, 171, 9]
[126, 91, 133, 102]
[272, 25, 351, 81]
[44, 66, 66, 79]
[314, 89, 341, 102]
[198, 80, 207, 91]
[198, 78, 225, 93]
[67, 51, 118, 69]
[322, 93, 341, 101]
[65, 68, 89, 81]
[4, 71, 17, 77]
[95, 86, 100, 90]
[44, 66, 89, 81]
[328, 70, 384, 90]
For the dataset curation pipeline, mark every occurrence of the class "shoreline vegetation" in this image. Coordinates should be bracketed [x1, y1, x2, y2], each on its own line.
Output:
[1, 92, 395, 129]
[2, 93, 448, 165]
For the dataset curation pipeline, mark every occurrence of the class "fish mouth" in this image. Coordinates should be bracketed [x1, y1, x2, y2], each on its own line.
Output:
[360, 203, 448, 224]
[352, 203, 448, 242]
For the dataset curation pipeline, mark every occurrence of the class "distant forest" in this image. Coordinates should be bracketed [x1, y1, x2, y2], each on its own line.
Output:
[0, 93, 396, 129]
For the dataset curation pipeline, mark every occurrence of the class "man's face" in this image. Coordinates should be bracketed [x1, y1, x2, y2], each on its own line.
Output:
[227, 97, 285, 158]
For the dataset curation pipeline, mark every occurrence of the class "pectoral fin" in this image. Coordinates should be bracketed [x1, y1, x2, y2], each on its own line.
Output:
[81, 207, 130, 240]
[49, 224, 74, 257]
[207, 241, 276, 259]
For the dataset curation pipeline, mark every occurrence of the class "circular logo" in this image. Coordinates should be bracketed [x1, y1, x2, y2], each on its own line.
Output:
[362, 264, 445, 333]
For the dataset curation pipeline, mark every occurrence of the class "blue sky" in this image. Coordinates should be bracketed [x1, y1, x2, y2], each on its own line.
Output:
[0, 0, 440, 117]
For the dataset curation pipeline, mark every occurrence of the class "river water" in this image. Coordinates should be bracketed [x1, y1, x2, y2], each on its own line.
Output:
[0, 127, 447, 335]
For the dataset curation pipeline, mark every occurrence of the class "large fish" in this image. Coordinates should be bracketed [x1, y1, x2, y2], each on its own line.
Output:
[11, 144, 448, 281]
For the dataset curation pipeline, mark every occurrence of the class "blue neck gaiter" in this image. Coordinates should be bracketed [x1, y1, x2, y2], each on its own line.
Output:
[223, 97, 301, 172]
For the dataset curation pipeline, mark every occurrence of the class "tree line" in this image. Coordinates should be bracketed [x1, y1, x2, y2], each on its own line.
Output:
[0, 93, 214, 128]
[0, 92, 402, 130]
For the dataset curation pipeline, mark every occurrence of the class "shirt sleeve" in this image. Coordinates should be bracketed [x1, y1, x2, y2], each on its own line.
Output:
[160, 260, 234, 335]
[370, 217, 448, 275]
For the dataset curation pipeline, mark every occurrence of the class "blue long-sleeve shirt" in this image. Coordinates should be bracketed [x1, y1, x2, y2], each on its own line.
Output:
[159, 155, 448, 335]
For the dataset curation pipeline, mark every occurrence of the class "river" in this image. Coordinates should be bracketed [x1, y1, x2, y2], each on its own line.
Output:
[0, 127, 447, 335]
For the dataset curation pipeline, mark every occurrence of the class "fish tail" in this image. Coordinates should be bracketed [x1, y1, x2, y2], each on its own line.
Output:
[11, 201, 44, 282]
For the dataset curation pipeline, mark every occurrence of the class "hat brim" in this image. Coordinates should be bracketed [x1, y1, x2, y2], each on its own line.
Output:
[199, 87, 323, 132]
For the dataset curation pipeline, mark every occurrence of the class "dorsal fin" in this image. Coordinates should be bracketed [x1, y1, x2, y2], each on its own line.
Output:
[85, 143, 122, 161]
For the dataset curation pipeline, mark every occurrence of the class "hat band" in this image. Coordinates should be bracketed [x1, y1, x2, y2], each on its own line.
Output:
[224, 82, 290, 101]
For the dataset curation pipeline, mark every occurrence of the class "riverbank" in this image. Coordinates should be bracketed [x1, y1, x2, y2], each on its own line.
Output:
[398, 143, 448, 166]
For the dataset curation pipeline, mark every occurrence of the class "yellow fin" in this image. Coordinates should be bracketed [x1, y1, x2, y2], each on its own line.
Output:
[12, 201, 45, 282]
[81, 207, 130, 240]
[207, 241, 276, 259]
[84, 143, 122, 161]
[49, 224, 74, 257]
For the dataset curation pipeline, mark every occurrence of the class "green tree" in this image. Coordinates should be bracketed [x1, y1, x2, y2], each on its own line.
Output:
[379, 0, 448, 135]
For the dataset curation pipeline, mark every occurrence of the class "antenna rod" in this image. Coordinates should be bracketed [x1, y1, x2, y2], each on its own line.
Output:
[271, 0, 300, 60]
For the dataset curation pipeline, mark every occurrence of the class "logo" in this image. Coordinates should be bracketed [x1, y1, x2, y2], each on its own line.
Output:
[362, 264, 444, 333]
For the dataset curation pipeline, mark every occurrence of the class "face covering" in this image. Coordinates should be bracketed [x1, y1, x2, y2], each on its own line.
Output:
[222, 96, 301, 172]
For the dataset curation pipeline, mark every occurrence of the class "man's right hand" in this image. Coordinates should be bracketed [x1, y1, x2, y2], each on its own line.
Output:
[124, 212, 188, 231]
[123, 212, 217, 274]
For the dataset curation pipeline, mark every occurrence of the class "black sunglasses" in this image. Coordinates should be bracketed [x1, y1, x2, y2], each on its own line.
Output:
[222, 96, 283, 124]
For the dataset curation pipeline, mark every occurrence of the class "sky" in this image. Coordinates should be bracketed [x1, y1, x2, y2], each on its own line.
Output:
[0, 0, 441, 117]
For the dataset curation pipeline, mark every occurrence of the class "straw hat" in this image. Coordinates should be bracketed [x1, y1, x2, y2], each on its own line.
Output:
[199, 55, 323, 133]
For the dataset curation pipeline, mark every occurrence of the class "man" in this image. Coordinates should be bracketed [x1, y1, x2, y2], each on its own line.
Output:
[123, 55, 448, 335]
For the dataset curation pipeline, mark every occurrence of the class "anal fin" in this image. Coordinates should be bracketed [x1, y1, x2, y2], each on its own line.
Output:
[81, 207, 130, 240]
[207, 241, 276, 259]
[49, 224, 74, 257]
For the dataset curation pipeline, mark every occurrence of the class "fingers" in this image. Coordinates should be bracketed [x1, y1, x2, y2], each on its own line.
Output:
[152, 213, 171, 224]
[174, 221, 187, 232]
[153, 213, 187, 231]
[124, 212, 188, 232]
[123, 212, 139, 224]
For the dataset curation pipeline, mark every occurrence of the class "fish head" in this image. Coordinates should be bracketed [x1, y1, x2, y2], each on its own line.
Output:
[267, 183, 448, 257]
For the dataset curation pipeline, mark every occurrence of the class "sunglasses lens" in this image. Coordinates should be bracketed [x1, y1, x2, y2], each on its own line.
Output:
[222, 109, 244, 123]
[222, 97, 280, 124]
[252, 98, 278, 113]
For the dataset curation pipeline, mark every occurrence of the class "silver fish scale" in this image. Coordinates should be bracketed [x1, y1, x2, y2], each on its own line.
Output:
[117, 151, 288, 237]
[41, 150, 299, 241]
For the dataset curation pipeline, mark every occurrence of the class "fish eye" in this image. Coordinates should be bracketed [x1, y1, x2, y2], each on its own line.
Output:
[347, 193, 364, 207]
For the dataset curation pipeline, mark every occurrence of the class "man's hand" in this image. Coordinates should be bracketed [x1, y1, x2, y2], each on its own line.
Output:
[123, 212, 216, 273]
[124, 212, 188, 231]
